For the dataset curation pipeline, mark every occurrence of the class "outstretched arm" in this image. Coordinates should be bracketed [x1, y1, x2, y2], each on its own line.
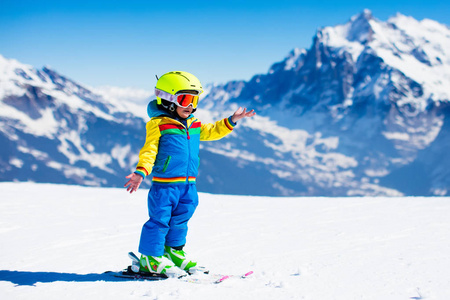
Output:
[231, 107, 256, 123]
[199, 107, 256, 141]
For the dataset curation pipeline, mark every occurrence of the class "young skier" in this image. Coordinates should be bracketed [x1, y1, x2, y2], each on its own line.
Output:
[124, 71, 255, 277]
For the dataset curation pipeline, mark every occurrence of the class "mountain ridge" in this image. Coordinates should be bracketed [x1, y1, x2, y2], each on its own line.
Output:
[1, 10, 449, 196]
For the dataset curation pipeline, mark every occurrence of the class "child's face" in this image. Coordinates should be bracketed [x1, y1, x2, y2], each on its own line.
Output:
[176, 105, 193, 119]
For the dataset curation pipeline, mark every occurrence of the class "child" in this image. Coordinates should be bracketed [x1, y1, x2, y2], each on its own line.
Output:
[124, 71, 255, 276]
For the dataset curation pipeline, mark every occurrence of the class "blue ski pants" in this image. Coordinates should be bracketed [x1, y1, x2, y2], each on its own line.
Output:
[139, 183, 199, 256]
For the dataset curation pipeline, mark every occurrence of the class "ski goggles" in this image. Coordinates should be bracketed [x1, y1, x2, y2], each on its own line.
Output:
[155, 88, 200, 108]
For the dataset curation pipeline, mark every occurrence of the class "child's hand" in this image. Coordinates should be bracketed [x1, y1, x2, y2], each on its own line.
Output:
[124, 173, 143, 194]
[231, 107, 256, 123]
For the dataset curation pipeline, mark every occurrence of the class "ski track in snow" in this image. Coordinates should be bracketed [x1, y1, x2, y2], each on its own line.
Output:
[1, 182, 450, 299]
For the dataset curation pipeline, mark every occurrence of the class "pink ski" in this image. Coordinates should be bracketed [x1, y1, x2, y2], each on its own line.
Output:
[214, 271, 254, 284]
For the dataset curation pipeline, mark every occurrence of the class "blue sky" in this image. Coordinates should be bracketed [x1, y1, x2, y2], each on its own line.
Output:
[1, 0, 448, 89]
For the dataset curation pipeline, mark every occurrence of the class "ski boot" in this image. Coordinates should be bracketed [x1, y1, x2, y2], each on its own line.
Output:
[164, 246, 208, 274]
[139, 254, 186, 278]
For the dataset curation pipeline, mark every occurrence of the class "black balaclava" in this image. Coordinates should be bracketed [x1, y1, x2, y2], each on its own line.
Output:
[159, 99, 188, 128]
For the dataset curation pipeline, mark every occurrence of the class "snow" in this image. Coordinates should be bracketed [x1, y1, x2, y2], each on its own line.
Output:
[283, 48, 307, 71]
[8, 158, 24, 168]
[1, 182, 450, 299]
[57, 130, 114, 173]
[317, 12, 450, 108]
[93, 86, 153, 105]
[0, 54, 149, 124]
[382, 131, 410, 141]
[320, 24, 366, 62]
[371, 15, 450, 104]
[111, 144, 132, 169]
[92, 85, 153, 120]
[7, 107, 61, 138]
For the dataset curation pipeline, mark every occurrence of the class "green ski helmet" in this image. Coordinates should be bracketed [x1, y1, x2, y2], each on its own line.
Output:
[155, 71, 204, 106]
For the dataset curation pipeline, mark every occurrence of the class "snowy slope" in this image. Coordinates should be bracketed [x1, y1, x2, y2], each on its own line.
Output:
[1, 182, 450, 299]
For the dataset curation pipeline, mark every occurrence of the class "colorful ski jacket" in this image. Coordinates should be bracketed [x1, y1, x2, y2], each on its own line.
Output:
[134, 100, 236, 185]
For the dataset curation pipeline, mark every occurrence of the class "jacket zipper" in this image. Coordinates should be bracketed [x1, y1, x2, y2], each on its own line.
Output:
[172, 118, 194, 183]
[185, 120, 194, 182]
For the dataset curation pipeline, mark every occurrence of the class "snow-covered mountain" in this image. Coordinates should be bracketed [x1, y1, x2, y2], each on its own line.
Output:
[0, 55, 149, 187]
[1, 10, 449, 196]
[198, 10, 450, 196]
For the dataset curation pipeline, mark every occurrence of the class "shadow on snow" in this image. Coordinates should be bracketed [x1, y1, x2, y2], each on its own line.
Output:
[0, 270, 130, 286]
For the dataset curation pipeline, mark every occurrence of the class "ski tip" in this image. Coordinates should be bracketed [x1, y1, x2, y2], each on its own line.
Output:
[215, 275, 230, 284]
[243, 271, 254, 277]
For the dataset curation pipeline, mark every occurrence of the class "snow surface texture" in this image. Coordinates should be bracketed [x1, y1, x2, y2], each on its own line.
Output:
[1, 182, 450, 299]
